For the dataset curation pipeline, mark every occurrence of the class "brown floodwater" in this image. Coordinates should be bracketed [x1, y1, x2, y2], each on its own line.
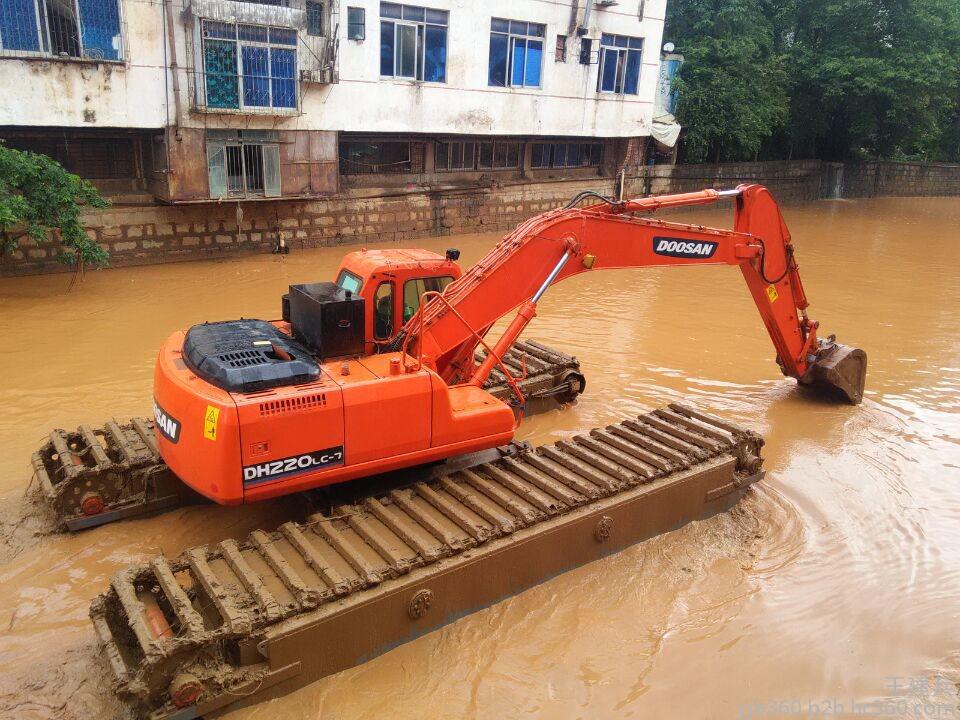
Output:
[0, 196, 958, 720]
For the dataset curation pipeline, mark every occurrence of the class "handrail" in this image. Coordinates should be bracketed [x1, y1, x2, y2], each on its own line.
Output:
[401, 290, 527, 409]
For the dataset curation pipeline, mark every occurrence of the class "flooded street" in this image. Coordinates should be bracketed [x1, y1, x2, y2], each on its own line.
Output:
[0, 196, 958, 719]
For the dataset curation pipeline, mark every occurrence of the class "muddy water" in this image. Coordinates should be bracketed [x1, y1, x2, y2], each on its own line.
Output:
[0, 196, 958, 720]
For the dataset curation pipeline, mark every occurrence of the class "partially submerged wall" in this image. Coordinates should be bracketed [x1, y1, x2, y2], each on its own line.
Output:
[2, 159, 957, 277]
[839, 161, 960, 199]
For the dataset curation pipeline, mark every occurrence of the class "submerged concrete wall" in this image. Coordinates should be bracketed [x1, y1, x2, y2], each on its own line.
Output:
[838, 161, 960, 198]
[2, 159, 957, 277]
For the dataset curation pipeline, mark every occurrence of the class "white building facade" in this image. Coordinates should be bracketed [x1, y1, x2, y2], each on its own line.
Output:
[0, 0, 666, 202]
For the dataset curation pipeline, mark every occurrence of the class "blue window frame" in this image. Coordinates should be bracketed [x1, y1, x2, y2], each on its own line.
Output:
[0, 0, 123, 59]
[0, 0, 42, 52]
[597, 34, 643, 95]
[201, 20, 297, 111]
[488, 18, 544, 88]
[380, 3, 447, 82]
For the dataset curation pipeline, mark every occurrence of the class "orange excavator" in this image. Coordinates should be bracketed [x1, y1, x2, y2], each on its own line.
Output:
[155, 184, 865, 508]
[89, 185, 866, 719]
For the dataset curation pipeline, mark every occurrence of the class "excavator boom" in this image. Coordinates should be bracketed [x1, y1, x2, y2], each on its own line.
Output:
[408, 185, 866, 404]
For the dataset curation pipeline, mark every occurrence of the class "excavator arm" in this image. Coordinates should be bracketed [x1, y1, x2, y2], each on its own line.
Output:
[406, 184, 866, 404]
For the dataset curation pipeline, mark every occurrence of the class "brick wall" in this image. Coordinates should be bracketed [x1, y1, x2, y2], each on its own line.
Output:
[838, 161, 960, 198]
[2, 159, 958, 277]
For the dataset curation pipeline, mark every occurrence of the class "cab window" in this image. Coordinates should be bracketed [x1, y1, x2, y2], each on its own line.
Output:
[336, 269, 363, 295]
[403, 276, 455, 323]
[373, 281, 394, 340]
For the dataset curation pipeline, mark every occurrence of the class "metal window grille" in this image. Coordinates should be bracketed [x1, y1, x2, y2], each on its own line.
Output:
[306, 1, 324, 36]
[379, 3, 447, 82]
[208, 135, 281, 198]
[0, 0, 123, 60]
[338, 141, 413, 175]
[476, 141, 521, 170]
[3, 134, 135, 178]
[555, 34, 566, 63]
[488, 18, 545, 88]
[435, 141, 479, 171]
[201, 19, 298, 111]
[530, 142, 604, 169]
[597, 34, 643, 95]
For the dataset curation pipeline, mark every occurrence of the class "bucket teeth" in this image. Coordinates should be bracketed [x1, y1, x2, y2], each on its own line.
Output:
[90, 405, 765, 719]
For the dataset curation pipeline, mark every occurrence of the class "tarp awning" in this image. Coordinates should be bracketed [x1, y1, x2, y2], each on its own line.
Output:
[650, 111, 682, 148]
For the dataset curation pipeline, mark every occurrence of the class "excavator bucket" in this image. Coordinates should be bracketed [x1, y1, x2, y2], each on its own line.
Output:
[806, 341, 868, 404]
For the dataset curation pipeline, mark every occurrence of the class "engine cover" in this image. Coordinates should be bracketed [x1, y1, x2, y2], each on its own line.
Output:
[183, 320, 319, 393]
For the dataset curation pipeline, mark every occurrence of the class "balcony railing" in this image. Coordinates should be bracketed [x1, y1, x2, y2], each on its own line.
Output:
[185, 0, 338, 115]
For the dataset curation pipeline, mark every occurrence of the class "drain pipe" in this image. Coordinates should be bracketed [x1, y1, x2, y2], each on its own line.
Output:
[580, 1, 594, 34]
[164, 0, 183, 141]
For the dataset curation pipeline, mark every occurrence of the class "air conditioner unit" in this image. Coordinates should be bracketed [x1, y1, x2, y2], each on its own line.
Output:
[300, 68, 333, 84]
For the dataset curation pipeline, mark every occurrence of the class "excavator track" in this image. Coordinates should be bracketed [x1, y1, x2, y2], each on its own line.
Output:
[90, 404, 763, 719]
[31, 418, 189, 532]
[32, 341, 582, 532]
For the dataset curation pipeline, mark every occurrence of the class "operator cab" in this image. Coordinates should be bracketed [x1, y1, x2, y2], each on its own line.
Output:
[334, 248, 461, 353]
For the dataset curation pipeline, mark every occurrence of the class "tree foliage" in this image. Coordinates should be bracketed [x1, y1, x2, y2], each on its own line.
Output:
[0, 144, 109, 268]
[668, 0, 789, 162]
[665, 0, 960, 162]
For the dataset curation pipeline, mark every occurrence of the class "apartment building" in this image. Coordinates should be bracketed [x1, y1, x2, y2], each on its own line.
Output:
[0, 0, 670, 204]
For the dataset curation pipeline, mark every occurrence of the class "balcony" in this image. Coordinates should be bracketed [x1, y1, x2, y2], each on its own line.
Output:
[185, 0, 338, 115]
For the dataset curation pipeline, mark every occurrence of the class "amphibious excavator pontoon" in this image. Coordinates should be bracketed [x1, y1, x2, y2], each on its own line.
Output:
[48, 185, 864, 718]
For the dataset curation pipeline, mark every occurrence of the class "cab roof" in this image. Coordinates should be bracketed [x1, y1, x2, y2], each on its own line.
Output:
[341, 248, 457, 277]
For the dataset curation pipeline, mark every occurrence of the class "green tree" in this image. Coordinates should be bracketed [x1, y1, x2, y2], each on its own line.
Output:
[783, 0, 960, 160]
[667, 0, 790, 162]
[665, 0, 960, 162]
[0, 144, 109, 271]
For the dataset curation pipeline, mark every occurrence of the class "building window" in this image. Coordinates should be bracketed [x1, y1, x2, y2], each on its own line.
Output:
[531, 142, 604, 169]
[207, 132, 281, 199]
[435, 141, 477, 171]
[347, 7, 365, 40]
[339, 141, 413, 175]
[380, 3, 448, 82]
[306, 2, 324, 36]
[201, 20, 297, 111]
[579, 37, 592, 64]
[477, 141, 521, 170]
[597, 34, 643, 94]
[0, 0, 123, 60]
[435, 140, 521, 171]
[488, 18, 544, 88]
[555, 35, 567, 63]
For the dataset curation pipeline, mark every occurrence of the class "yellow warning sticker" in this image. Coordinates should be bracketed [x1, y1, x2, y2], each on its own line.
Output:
[203, 405, 220, 441]
[766, 284, 779, 303]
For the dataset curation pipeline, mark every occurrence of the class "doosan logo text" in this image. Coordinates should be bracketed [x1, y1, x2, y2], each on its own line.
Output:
[153, 401, 181, 444]
[653, 237, 719, 259]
